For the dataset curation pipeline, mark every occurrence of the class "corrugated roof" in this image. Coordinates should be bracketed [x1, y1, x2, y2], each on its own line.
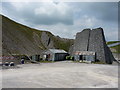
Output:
[49, 49, 67, 53]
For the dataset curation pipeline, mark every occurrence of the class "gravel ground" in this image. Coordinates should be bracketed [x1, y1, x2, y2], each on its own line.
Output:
[1, 61, 118, 88]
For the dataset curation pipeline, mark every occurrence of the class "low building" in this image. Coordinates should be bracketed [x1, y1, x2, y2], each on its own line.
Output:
[30, 55, 40, 62]
[43, 49, 68, 61]
[74, 51, 96, 62]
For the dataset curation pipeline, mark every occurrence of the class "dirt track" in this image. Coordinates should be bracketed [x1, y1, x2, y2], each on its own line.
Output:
[2, 61, 118, 88]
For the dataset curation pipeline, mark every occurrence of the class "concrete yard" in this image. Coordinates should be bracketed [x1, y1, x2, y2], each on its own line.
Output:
[1, 61, 118, 88]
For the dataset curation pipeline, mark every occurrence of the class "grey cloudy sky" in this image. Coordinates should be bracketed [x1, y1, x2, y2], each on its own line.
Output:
[1, 1, 118, 41]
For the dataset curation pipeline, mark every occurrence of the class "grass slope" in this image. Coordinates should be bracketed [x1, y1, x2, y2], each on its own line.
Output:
[2, 14, 73, 56]
[107, 41, 120, 45]
[107, 41, 120, 53]
[110, 44, 120, 53]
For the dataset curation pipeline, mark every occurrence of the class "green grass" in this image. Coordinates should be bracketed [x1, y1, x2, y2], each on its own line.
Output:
[107, 41, 120, 45]
[46, 31, 74, 52]
[107, 41, 120, 54]
[52, 38, 73, 52]
[110, 44, 120, 53]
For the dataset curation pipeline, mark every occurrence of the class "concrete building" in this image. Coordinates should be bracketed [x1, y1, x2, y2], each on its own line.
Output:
[43, 49, 68, 61]
[72, 28, 115, 64]
[74, 51, 95, 62]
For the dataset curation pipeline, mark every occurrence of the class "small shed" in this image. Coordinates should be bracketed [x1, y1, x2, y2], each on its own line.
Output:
[74, 51, 96, 61]
[43, 49, 68, 61]
[30, 55, 40, 61]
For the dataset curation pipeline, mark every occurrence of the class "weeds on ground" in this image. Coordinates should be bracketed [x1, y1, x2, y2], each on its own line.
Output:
[39, 60, 54, 63]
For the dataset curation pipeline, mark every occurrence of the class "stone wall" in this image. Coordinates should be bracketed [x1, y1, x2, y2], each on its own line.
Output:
[88, 28, 106, 62]
[72, 28, 115, 64]
[73, 29, 91, 53]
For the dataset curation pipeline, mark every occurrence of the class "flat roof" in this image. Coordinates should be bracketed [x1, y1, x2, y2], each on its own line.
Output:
[49, 49, 68, 53]
[75, 51, 95, 55]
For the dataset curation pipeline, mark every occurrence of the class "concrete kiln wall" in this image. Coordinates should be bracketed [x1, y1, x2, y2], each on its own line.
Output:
[88, 28, 106, 62]
[73, 28, 115, 64]
[73, 29, 91, 53]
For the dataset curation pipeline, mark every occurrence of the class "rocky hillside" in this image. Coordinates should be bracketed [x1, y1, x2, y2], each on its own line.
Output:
[2, 15, 73, 56]
[107, 41, 120, 53]
[107, 41, 120, 61]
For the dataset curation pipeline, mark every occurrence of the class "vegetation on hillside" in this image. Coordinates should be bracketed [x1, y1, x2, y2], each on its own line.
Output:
[2, 14, 73, 55]
[107, 41, 120, 53]
[110, 44, 120, 53]
[107, 41, 120, 45]
[46, 31, 74, 52]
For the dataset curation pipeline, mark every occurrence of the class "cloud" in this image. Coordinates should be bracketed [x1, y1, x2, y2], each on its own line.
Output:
[2, 2, 73, 25]
[1, 2, 118, 41]
[71, 2, 118, 22]
[34, 15, 118, 41]
[104, 27, 118, 41]
[34, 3, 73, 25]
